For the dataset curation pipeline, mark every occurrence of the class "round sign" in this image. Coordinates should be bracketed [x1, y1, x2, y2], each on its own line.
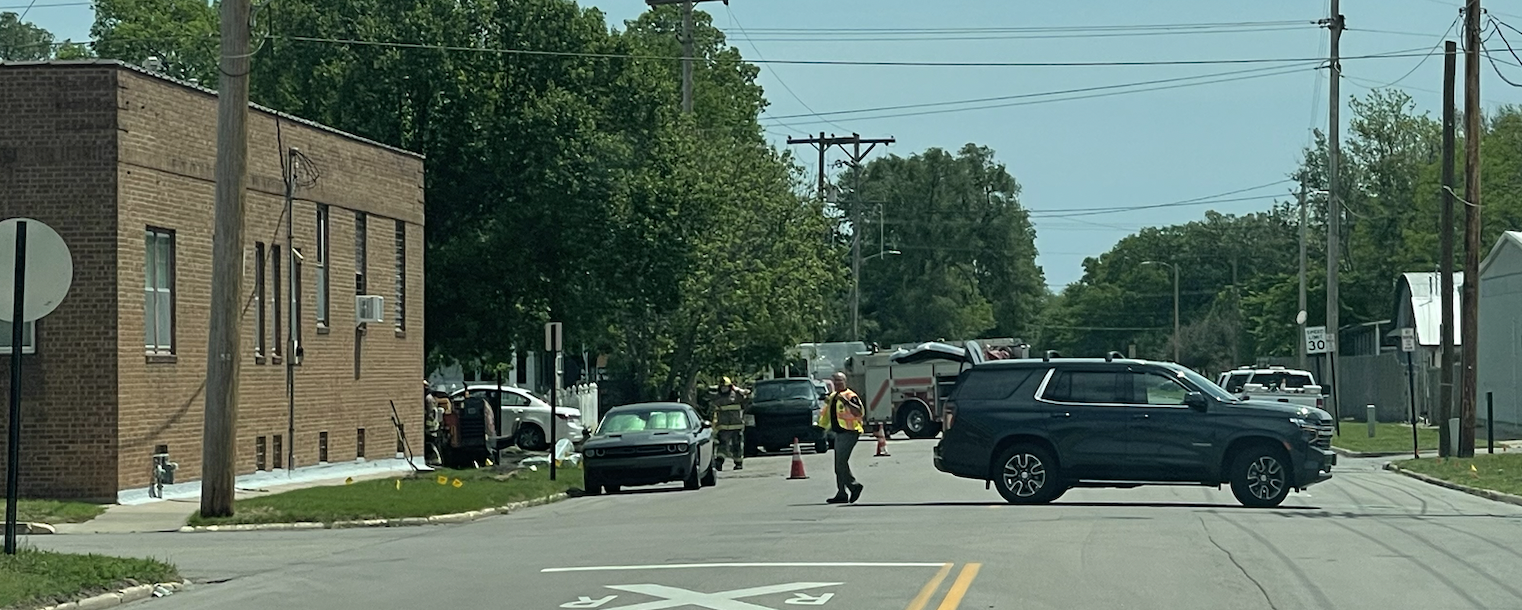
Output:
[0, 218, 74, 323]
[1295, 310, 1308, 325]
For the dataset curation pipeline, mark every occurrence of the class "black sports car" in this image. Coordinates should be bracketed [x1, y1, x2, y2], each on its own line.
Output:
[582, 402, 716, 494]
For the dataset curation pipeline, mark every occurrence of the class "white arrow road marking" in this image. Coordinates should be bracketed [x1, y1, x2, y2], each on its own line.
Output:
[561, 595, 620, 608]
[784, 592, 834, 605]
[598, 582, 842, 610]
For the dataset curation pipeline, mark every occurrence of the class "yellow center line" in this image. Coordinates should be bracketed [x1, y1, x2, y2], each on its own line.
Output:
[904, 562, 954, 610]
[934, 562, 982, 610]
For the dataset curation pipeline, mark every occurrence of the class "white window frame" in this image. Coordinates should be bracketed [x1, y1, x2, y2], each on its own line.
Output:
[316, 205, 330, 328]
[0, 320, 37, 355]
[144, 227, 176, 354]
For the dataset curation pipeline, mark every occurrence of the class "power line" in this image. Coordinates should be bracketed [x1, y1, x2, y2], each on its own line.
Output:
[722, 6, 849, 133]
[729, 20, 1317, 34]
[1355, 16, 1461, 89]
[273, 35, 1439, 69]
[764, 65, 1314, 125]
[726, 26, 1316, 44]
[0, 1, 85, 8]
[763, 63, 1316, 121]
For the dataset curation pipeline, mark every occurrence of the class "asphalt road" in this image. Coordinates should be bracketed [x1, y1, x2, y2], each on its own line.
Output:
[36, 439, 1522, 610]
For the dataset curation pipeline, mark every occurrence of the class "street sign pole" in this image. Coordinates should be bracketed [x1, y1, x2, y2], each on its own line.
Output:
[545, 322, 562, 481]
[4, 222, 26, 555]
[1401, 328, 1418, 459]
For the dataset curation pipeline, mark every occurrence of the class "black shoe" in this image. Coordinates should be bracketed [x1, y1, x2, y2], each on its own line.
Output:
[826, 496, 849, 504]
[715, 461, 724, 472]
[848, 482, 864, 503]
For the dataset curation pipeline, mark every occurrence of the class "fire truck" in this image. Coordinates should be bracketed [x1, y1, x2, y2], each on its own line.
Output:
[844, 338, 1027, 439]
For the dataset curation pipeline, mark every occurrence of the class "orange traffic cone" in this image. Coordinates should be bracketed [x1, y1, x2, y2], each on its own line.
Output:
[787, 438, 808, 480]
[874, 423, 890, 457]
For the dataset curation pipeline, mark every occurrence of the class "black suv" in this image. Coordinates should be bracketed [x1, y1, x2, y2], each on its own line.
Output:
[933, 357, 1336, 507]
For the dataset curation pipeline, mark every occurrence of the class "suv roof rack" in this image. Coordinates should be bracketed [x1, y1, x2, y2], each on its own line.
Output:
[1042, 350, 1063, 362]
[1104, 351, 1125, 362]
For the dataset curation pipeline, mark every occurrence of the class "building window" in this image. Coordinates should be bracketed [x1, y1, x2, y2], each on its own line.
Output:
[144, 227, 175, 354]
[255, 436, 267, 471]
[356, 428, 366, 459]
[0, 321, 36, 355]
[273, 435, 283, 469]
[319, 431, 329, 463]
[273, 244, 283, 361]
[316, 205, 330, 327]
[255, 242, 266, 360]
[394, 220, 405, 331]
[354, 212, 367, 295]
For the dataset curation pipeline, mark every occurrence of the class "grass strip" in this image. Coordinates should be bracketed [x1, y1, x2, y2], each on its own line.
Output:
[0, 549, 177, 609]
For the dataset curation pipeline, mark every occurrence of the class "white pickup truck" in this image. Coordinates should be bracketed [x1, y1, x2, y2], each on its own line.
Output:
[1216, 366, 1327, 410]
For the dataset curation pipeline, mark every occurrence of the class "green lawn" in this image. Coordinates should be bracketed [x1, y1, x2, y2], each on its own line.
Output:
[16, 500, 107, 525]
[187, 466, 581, 527]
[1395, 453, 1522, 497]
[0, 549, 177, 609]
[1331, 422, 1438, 454]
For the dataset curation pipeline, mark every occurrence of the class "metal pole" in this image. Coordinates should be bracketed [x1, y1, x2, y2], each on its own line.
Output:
[1487, 391, 1494, 454]
[1325, 0, 1344, 435]
[5, 222, 28, 555]
[1297, 183, 1308, 369]
[550, 348, 559, 481]
[201, 0, 252, 518]
[851, 142, 863, 342]
[1172, 264, 1180, 363]
[1407, 351, 1419, 459]
[285, 148, 297, 475]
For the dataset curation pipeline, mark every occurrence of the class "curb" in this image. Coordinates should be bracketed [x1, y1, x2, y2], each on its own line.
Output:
[16, 522, 56, 536]
[175, 492, 568, 533]
[1384, 462, 1522, 508]
[1332, 447, 1413, 458]
[35, 580, 190, 610]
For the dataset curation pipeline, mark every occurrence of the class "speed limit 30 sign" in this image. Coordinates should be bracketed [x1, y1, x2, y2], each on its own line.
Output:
[1305, 326, 1333, 354]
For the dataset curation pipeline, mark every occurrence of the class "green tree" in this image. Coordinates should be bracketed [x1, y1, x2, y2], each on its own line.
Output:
[0, 11, 54, 60]
[91, 0, 218, 83]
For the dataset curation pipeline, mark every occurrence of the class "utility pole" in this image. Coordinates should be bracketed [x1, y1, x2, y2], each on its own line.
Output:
[1439, 40, 1458, 456]
[644, 0, 728, 114]
[1297, 182, 1308, 370]
[201, 0, 252, 518]
[1324, 2, 1345, 431]
[1460, 0, 1482, 457]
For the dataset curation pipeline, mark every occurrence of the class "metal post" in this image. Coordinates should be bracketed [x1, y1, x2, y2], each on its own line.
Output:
[1487, 391, 1494, 454]
[285, 148, 297, 475]
[1449, 417, 1460, 457]
[5, 222, 28, 555]
[1407, 350, 1419, 459]
[1297, 184, 1308, 369]
[1367, 405, 1376, 438]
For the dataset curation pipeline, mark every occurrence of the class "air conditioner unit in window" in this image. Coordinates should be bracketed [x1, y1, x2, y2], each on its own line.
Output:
[355, 295, 385, 323]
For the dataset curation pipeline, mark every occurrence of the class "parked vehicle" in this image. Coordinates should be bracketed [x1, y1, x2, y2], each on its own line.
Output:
[582, 402, 716, 494]
[933, 355, 1336, 507]
[844, 338, 1027, 439]
[1216, 366, 1327, 410]
[746, 377, 830, 455]
[448, 384, 585, 451]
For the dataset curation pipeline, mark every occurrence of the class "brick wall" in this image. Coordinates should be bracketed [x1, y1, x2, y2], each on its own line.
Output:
[0, 64, 121, 501]
[112, 65, 426, 491]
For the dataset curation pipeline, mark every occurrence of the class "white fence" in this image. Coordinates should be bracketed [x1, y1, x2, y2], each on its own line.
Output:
[556, 383, 601, 428]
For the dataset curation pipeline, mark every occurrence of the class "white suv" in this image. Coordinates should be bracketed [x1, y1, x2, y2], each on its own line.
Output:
[450, 384, 586, 451]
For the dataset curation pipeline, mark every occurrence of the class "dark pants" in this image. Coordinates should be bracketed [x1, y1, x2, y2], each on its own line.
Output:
[833, 431, 860, 498]
[717, 429, 744, 466]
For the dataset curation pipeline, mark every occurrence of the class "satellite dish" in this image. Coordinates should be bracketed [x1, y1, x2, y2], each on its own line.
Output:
[1295, 310, 1308, 325]
[0, 218, 74, 323]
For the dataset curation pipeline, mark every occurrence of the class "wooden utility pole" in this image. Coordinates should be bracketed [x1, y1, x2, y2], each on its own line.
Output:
[644, 0, 728, 114]
[1324, 1, 1345, 431]
[1297, 181, 1308, 370]
[201, 0, 252, 518]
[1460, 0, 1482, 457]
[785, 133, 894, 340]
[1439, 40, 1458, 456]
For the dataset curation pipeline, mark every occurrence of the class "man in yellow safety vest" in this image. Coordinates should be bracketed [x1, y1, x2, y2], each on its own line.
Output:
[817, 371, 865, 503]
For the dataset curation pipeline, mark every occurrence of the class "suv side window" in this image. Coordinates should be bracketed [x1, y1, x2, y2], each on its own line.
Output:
[1222, 372, 1250, 393]
[956, 369, 1036, 402]
[1042, 370, 1125, 404]
[1126, 371, 1189, 405]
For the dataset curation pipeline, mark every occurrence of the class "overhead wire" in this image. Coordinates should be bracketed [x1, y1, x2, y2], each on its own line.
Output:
[1486, 17, 1522, 87]
[726, 25, 1315, 44]
[722, 5, 849, 134]
[1353, 15, 1461, 89]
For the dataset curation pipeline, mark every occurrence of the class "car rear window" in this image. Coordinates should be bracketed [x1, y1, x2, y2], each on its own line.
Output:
[955, 369, 1037, 401]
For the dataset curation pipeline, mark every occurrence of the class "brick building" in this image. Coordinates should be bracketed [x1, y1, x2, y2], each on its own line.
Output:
[0, 61, 425, 501]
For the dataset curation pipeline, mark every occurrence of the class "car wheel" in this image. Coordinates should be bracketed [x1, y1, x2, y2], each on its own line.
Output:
[516, 424, 547, 451]
[605, 484, 621, 494]
[813, 438, 829, 454]
[701, 461, 717, 487]
[1229, 445, 1291, 508]
[901, 403, 940, 439]
[993, 443, 1063, 505]
[583, 475, 602, 496]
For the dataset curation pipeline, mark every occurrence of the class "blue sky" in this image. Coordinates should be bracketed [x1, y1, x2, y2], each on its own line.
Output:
[18, 0, 1520, 289]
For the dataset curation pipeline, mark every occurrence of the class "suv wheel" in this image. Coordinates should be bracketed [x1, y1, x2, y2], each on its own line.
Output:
[1229, 446, 1291, 508]
[993, 444, 1063, 504]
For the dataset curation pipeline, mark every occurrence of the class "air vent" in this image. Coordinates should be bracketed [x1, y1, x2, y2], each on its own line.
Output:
[355, 295, 385, 323]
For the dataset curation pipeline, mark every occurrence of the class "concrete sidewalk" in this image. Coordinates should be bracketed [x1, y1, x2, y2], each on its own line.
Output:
[55, 458, 432, 534]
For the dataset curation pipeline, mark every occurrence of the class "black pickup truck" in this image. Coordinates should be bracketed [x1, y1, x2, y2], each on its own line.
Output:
[745, 377, 831, 455]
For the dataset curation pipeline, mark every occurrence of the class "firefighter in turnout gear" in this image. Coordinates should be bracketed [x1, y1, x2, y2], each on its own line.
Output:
[711, 377, 750, 471]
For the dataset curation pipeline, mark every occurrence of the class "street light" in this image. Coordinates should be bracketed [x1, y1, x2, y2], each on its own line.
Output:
[1141, 261, 1180, 363]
